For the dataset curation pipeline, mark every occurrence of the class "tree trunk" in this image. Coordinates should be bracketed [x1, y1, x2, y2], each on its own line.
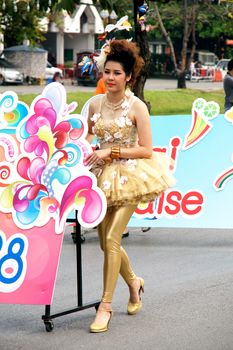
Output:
[132, 0, 151, 112]
[177, 71, 186, 88]
[133, 30, 151, 111]
[154, 3, 177, 71]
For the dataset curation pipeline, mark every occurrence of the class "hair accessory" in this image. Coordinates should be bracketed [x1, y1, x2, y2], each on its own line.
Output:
[94, 42, 111, 72]
[110, 146, 120, 159]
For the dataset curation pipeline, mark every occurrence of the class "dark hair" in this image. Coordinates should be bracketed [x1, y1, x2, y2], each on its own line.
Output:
[228, 59, 233, 72]
[52, 71, 61, 81]
[104, 40, 144, 87]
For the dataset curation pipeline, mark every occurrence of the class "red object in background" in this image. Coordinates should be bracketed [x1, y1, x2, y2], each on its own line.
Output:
[63, 67, 74, 78]
[200, 69, 206, 77]
[98, 33, 107, 41]
[214, 70, 222, 82]
[56, 64, 64, 69]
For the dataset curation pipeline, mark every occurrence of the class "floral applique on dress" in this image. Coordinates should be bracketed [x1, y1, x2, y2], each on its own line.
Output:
[91, 91, 175, 207]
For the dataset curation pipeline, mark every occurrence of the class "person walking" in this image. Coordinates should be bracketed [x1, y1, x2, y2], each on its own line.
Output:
[85, 39, 175, 333]
[223, 58, 233, 112]
[95, 73, 107, 95]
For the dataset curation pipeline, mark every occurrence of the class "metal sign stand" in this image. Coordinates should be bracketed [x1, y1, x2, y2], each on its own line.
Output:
[41, 211, 100, 332]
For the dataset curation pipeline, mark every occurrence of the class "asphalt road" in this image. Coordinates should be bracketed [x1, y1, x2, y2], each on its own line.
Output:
[0, 78, 223, 95]
[1, 226, 233, 350]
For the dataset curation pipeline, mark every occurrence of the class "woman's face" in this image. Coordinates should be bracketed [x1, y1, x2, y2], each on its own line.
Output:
[103, 60, 129, 92]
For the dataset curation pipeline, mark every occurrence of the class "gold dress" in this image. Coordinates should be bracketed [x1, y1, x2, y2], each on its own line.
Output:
[91, 91, 175, 207]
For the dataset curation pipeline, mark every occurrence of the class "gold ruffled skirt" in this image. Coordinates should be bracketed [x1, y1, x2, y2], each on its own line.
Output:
[92, 152, 176, 207]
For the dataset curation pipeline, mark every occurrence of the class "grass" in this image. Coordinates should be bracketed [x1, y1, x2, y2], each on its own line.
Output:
[145, 89, 224, 115]
[19, 88, 225, 116]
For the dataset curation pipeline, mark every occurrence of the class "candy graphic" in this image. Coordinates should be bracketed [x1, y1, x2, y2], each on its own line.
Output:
[183, 98, 220, 150]
[0, 135, 18, 161]
[3, 102, 28, 129]
[0, 90, 28, 130]
[183, 110, 212, 149]
[0, 164, 11, 186]
[0, 92, 18, 115]
[214, 107, 233, 191]
[224, 106, 233, 123]
[0, 83, 107, 233]
[59, 175, 106, 230]
[214, 166, 233, 191]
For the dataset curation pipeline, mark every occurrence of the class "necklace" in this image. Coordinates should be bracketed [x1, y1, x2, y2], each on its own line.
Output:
[105, 93, 126, 110]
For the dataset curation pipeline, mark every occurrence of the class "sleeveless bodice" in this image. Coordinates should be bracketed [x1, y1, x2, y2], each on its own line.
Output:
[92, 92, 137, 149]
[90, 91, 175, 207]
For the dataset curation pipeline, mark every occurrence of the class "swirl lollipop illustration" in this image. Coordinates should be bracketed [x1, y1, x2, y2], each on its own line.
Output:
[183, 98, 220, 150]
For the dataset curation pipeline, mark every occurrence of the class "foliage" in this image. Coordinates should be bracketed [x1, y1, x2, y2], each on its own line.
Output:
[146, 0, 233, 88]
[196, 3, 233, 40]
[148, 0, 233, 52]
[0, 0, 54, 46]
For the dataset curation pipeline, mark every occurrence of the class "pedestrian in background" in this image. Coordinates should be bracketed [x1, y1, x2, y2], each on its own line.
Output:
[95, 73, 107, 95]
[223, 59, 233, 112]
[52, 71, 63, 83]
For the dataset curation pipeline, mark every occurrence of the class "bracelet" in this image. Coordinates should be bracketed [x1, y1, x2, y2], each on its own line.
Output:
[110, 146, 120, 159]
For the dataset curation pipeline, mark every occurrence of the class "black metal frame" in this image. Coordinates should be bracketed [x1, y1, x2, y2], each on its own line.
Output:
[41, 211, 100, 332]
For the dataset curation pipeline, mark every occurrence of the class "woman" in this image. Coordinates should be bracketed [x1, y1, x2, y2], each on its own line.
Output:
[85, 40, 175, 333]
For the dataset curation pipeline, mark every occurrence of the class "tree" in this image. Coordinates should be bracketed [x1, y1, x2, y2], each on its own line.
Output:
[132, 0, 151, 106]
[0, 0, 57, 47]
[152, 0, 200, 88]
[151, 0, 233, 88]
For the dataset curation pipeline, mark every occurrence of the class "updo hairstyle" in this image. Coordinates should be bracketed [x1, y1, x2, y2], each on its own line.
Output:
[104, 40, 144, 88]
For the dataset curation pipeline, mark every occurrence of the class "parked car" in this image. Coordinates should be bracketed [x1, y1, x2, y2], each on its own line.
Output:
[0, 58, 24, 85]
[46, 61, 63, 80]
[215, 59, 230, 79]
[74, 51, 100, 86]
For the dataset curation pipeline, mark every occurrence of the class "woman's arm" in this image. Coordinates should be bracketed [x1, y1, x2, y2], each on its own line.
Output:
[85, 102, 111, 166]
[86, 103, 95, 143]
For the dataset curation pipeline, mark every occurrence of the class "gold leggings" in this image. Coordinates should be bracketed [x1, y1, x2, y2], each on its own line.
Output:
[98, 204, 138, 303]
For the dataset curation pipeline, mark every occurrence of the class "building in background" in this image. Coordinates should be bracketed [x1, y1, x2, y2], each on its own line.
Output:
[40, 0, 104, 69]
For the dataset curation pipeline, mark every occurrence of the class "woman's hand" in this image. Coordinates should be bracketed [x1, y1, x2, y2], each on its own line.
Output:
[84, 149, 110, 167]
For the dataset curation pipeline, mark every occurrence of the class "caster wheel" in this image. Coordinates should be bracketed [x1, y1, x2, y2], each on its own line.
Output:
[71, 231, 77, 244]
[80, 234, 85, 243]
[71, 232, 85, 244]
[95, 303, 100, 311]
[44, 320, 54, 332]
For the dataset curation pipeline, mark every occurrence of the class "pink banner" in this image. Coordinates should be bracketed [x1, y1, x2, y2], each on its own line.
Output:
[0, 213, 62, 305]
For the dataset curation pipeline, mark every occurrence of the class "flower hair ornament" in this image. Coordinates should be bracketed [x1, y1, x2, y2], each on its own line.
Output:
[105, 15, 132, 34]
[94, 15, 133, 72]
[94, 41, 111, 72]
[94, 38, 133, 72]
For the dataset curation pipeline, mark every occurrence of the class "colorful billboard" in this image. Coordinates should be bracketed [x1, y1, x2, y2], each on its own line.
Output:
[131, 98, 233, 228]
[0, 84, 106, 304]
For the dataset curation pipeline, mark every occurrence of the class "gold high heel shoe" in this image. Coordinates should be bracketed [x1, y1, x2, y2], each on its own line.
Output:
[89, 308, 113, 333]
[127, 277, 145, 315]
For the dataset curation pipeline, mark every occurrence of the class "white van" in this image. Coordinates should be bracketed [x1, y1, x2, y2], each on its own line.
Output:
[195, 51, 218, 68]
